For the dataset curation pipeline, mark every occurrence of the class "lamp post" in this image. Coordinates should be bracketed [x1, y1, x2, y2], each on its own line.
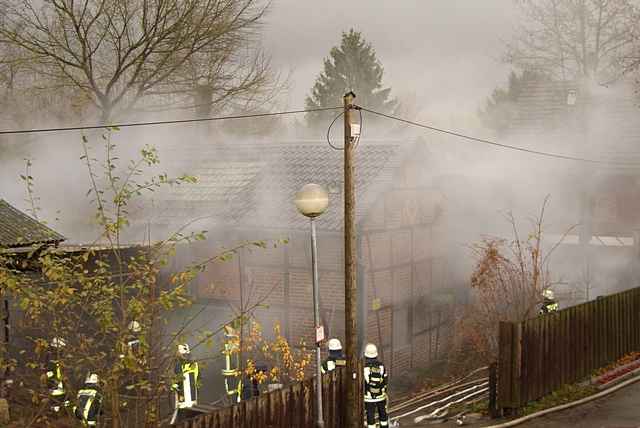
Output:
[295, 183, 329, 428]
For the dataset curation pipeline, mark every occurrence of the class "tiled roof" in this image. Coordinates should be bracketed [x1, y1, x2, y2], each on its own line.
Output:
[508, 79, 579, 136]
[154, 140, 414, 231]
[0, 199, 65, 248]
[508, 78, 640, 174]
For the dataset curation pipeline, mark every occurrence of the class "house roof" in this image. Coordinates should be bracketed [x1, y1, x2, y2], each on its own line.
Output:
[152, 140, 419, 232]
[507, 78, 640, 174]
[0, 199, 65, 248]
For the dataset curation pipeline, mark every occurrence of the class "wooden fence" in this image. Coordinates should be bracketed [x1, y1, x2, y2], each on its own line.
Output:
[498, 286, 640, 410]
[178, 365, 363, 428]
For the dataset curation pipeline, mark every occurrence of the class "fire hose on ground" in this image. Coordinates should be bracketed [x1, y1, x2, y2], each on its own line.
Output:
[413, 387, 489, 423]
[389, 366, 488, 414]
[482, 374, 640, 428]
[389, 381, 489, 423]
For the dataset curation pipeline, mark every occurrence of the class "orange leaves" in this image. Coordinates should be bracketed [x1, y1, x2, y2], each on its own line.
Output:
[243, 319, 312, 384]
[455, 202, 560, 369]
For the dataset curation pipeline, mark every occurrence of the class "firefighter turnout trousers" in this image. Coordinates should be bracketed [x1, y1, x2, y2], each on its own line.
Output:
[365, 401, 389, 428]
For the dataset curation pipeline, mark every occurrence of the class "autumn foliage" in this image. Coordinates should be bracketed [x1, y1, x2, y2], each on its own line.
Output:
[451, 198, 567, 371]
[244, 320, 312, 385]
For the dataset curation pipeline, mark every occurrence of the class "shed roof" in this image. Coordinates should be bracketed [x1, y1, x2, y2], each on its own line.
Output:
[0, 199, 65, 248]
[153, 140, 419, 232]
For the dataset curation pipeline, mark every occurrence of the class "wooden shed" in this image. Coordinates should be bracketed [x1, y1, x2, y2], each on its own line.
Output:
[155, 139, 461, 382]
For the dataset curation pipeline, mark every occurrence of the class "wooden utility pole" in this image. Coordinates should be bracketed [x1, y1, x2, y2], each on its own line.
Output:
[343, 91, 359, 428]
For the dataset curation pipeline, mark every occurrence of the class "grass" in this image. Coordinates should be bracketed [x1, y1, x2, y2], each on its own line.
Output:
[519, 351, 640, 416]
[521, 383, 598, 415]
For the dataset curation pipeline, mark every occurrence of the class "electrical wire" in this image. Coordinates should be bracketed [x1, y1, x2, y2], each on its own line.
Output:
[326, 111, 344, 150]
[0, 106, 342, 136]
[325, 107, 363, 151]
[359, 106, 640, 166]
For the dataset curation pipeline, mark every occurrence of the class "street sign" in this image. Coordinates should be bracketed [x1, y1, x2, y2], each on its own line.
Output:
[316, 325, 325, 343]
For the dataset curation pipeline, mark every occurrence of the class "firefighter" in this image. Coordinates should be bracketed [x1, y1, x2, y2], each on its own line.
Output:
[119, 320, 143, 408]
[363, 343, 389, 428]
[45, 337, 68, 413]
[221, 324, 242, 403]
[73, 373, 102, 427]
[539, 289, 559, 314]
[170, 344, 199, 425]
[125, 320, 142, 356]
[321, 338, 346, 374]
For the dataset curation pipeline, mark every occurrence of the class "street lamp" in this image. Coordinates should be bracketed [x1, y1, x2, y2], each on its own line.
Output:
[295, 183, 329, 428]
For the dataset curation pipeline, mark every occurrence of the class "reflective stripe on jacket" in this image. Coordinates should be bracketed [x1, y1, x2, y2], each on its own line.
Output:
[321, 357, 346, 374]
[76, 388, 101, 426]
[364, 363, 388, 402]
[46, 361, 65, 396]
[174, 360, 199, 408]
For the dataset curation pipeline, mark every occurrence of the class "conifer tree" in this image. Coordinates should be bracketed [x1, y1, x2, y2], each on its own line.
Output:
[305, 29, 396, 128]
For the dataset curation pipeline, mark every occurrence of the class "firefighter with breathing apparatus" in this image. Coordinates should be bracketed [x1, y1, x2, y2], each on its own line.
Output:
[363, 343, 389, 428]
[73, 373, 102, 427]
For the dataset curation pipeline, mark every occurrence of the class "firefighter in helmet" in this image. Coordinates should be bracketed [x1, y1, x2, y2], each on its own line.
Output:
[119, 320, 143, 408]
[125, 320, 142, 356]
[170, 343, 199, 425]
[73, 373, 102, 427]
[45, 337, 68, 413]
[321, 338, 346, 374]
[363, 343, 389, 428]
[540, 289, 559, 314]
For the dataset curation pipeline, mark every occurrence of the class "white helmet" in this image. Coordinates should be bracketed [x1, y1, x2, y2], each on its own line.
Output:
[86, 373, 99, 385]
[364, 343, 378, 359]
[51, 337, 66, 349]
[128, 320, 141, 333]
[224, 325, 238, 338]
[178, 343, 190, 355]
[543, 289, 555, 300]
[328, 338, 342, 351]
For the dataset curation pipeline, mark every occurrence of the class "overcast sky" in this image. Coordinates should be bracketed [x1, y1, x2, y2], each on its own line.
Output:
[262, 0, 518, 126]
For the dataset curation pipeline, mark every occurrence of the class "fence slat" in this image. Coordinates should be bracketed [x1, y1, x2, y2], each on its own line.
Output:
[497, 287, 640, 414]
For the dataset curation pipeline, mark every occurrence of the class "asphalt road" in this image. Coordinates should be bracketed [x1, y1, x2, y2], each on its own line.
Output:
[510, 380, 640, 428]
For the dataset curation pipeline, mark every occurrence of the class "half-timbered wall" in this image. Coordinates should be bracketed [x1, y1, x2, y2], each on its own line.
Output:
[168, 151, 458, 386]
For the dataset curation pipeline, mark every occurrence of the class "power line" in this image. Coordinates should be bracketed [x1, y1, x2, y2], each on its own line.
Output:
[0, 106, 342, 136]
[359, 106, 640, 166]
